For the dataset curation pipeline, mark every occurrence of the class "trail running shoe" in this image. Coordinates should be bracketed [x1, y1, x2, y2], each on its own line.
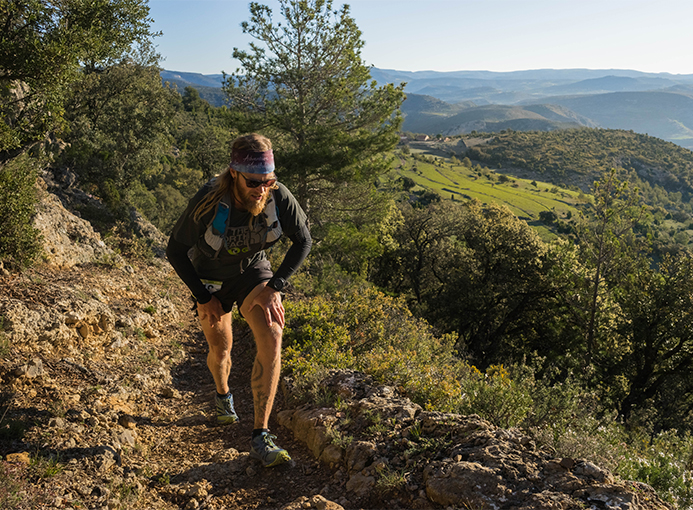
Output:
[250, 433, 291, 467]
[215, 393, 239, 425]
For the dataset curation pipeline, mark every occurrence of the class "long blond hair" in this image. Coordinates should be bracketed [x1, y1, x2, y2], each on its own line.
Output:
[192, 133, 273, 223]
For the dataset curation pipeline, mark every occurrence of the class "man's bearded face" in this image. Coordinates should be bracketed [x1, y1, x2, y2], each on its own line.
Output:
[233, 171, 274, 216]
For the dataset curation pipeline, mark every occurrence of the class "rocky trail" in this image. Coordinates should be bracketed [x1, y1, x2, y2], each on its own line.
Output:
[0, 260, 347, 510]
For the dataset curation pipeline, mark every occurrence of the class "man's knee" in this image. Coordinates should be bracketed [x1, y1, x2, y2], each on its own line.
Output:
[204, 327, 233, 354]
[240, 282, 267, 318]
[253, 327, 282, 358]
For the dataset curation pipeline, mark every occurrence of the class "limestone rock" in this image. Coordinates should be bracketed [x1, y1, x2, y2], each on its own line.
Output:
[162, 387, 182, 399]
[277, 369, 671, 510]
[34, 190, 116, 269]
[5, 451, 32, 464]
[277, 406, 338, 459]
[281, 495, 345, 510]
[345, 441, 376, 474]
[345, 471, 375, 497]
[14, 357, 45, 378]
[94, 446, 120, 473]
[118, 414, 137, 429]
[424, 460, 510, 507]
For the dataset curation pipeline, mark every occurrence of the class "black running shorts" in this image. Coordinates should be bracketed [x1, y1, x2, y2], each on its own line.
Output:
[196, 259, 274, 316]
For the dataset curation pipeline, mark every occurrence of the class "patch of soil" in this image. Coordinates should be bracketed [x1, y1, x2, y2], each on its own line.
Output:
[0, 261, 344, 510]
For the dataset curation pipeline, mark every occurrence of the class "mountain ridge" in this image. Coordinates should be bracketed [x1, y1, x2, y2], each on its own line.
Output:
[161, 67, 693, 95]
[160, 68, 693, 150]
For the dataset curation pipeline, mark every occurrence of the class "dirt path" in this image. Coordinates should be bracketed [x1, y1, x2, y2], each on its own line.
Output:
[151, 320, 339, 510]
[0, 263, 344, 510]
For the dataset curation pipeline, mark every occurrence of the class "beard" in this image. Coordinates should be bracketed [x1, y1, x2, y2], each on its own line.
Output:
[234, 178, 270, 217]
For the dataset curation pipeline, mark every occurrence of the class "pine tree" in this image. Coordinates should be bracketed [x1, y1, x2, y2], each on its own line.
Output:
[223, 0, 405, 220]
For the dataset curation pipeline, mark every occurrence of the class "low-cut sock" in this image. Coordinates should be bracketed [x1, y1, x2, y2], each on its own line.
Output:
[252, 428, 270, 439]
[217, 391, 231, 399]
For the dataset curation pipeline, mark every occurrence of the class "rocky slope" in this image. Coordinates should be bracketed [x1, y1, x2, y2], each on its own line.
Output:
[0, 175, 672, 510]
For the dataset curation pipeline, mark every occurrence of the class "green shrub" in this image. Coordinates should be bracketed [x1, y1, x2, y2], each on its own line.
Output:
[283, 296, 355, 400]
[376, 466, 407, 494]
[531, 413, 627, 470]
[364, 341, 466, 413]
[283, 284, 586, 424]
[617, 430, 693, 508]
[283, 284, 467, 410]
[459, 364, 534, 428]
[0, 154, 43, 267]
[102, 222, 156, 261]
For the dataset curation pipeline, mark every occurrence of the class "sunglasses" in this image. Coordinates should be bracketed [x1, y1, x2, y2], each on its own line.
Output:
[237, 172, 277, 189]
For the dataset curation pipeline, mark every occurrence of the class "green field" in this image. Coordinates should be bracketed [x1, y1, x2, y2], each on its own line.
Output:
[385, 149, 583, 239]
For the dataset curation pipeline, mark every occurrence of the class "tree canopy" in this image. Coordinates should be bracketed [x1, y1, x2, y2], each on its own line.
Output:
[0, 0, 160, 266]
[0, 0, 158, 158]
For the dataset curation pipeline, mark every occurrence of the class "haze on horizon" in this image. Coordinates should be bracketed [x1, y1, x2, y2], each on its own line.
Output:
[148, 0, 693, 77]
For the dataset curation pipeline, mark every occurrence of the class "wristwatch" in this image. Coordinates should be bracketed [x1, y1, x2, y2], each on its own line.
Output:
[267, 277, 287, 292]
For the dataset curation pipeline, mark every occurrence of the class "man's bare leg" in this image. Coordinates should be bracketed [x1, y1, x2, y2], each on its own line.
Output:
[198, 298, 238, 424]
[240, 283, 290, 466]
[240, 284, 283, 429]
[200, 311, 233, 395]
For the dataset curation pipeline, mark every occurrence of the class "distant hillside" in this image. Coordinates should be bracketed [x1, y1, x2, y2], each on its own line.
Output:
[163, 67, 693, 107]
[371, 68, 693, 103]
[543, 75, 680, 95]
[522, 104, 598, 126]
[537, 91, 693, 149]
[163, 68, 693, 100]
[160, 68, 693, 149]
[390, 69, 693, 148]
[160, 70, 227, 106]
[401, 93, 470, 114]
[439, 104, 592, 135]
[401, 95, 594, 135]
[401, 93, 472, 133]
[461, 128, 693, 208]
[160, 70, 224, 88]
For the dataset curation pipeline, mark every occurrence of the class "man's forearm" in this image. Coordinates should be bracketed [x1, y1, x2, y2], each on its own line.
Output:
[270, 222, 312, 283]
[166, 237, 212, 304]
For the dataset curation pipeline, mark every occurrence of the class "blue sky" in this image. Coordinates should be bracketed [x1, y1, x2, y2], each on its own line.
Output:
[148, 0, 693, 76]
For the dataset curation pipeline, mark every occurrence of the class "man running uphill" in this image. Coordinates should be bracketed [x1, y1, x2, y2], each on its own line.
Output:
[166, 133, 311, 467]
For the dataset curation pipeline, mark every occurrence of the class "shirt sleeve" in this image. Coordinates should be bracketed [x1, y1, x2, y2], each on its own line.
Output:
[166, 183, 214, 304]
[274, 183, 308, 237]
[166, 237, 213, 304]
[270, 220, 312, 284]
[268, 184, 312, 285]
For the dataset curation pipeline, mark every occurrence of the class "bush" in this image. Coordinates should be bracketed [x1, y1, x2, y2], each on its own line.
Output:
[283, 282, 596, 427]
[283, 284, 467, 410]
[0, 154, 43, 267]
[617, 430, 693, 509]
[459, 364, 534, 428]
[102, 222, 156, 261]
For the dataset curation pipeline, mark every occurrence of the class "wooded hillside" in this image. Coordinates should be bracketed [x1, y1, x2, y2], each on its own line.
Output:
[466, 128, 693, 211]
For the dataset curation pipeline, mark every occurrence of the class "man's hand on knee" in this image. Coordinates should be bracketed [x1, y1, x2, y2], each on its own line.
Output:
[250, 286, 285, 328]
[198, 296, 225, 326]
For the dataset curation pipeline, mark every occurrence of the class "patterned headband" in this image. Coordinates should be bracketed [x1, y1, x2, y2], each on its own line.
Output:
[231, 149, 275, 175]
